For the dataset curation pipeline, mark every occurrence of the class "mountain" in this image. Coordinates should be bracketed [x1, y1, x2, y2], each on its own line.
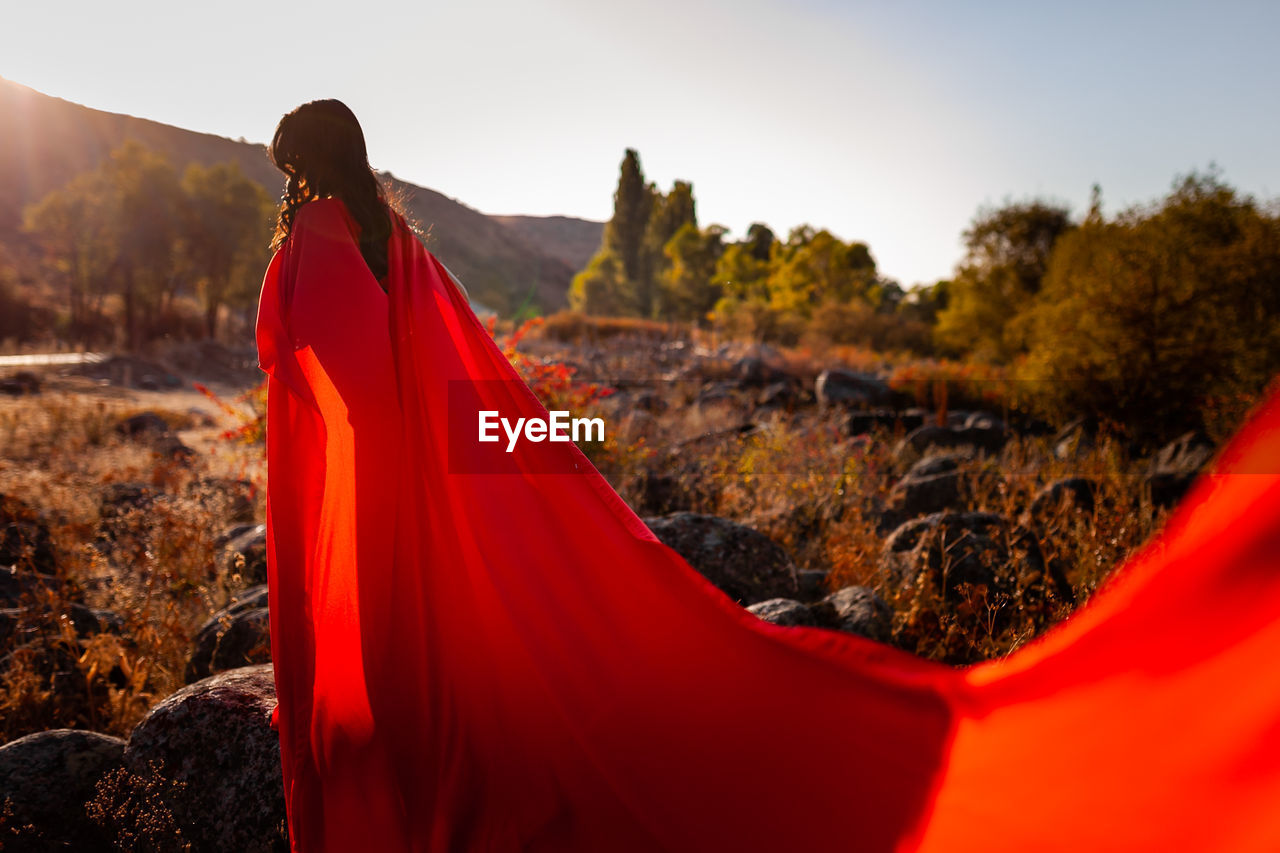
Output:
[0, 74, 603, 314]
[491, 215, 604, 275]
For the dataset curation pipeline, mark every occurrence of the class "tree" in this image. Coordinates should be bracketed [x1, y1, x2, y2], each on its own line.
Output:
[767, 228, 877, 316]
[603, 149, 655, 292]
[639, 180, 696, 316]
[22, 170, 116, 343]
[934, 199, 1075, 361]
[100, 139, 185, 351]
[180, 160, 274, 338]
[657, 223, 726, 323]
[568, 248, 632, 315]
[1021, 171, 1280, 443]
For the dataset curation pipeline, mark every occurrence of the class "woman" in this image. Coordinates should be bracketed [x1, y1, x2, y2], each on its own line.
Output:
[256, 99, 1280, 852]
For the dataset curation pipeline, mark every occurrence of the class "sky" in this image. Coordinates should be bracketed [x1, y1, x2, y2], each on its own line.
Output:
[3, 0, 1278, 287]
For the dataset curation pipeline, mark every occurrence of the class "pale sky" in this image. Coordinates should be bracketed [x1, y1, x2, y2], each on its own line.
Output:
[3, 0, 1277, 287]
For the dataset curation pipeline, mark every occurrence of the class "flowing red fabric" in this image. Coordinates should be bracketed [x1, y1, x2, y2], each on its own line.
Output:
[256, 197, 1280, 852]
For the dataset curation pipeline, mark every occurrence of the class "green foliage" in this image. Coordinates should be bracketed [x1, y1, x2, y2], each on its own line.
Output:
[576, 150, 710, 318]
[179, 161, 274, 338]
[568, 248, 633, 316]
[21, 138, 275, 349]
[657, 222, 725, 323]
[1021, 170, 1280, 443]
[934, 199, 1074, 361]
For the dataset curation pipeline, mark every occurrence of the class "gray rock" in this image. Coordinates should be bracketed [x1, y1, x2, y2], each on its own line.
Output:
[224, 525, 268, 584]
[887, 454, 973, 519]
[795, 569, 832, 600]
[815, 369, 891, 409]
[185, 605, 272, 684]
[880, 511, 1044, 595]
[1144, 431, 1216, 508]
[746, 598, 818, 627]
[1028, 477, 1098, 522]
[0, 728, 125, 849]
[644, 513, 800, 605]
[897, 422, 1006, 458]
[115, 664, 286, 852]
[811, 586, 893, 642]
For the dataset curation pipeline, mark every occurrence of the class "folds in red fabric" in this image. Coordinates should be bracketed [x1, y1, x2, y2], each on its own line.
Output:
[256, 197, 1280, 852]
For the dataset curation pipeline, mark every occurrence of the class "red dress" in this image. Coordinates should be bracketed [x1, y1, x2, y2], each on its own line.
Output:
[255, 196, 1280, 852]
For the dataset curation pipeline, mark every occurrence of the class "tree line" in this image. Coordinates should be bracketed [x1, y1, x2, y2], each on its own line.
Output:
[19, 138, 275, 350]
[574, 151, 1280, 439]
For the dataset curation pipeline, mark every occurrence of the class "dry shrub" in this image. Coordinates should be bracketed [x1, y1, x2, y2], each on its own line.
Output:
[0, 392, 264, 742]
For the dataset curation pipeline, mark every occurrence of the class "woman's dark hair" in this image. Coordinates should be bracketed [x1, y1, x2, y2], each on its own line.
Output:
[267, 99, 408, 282]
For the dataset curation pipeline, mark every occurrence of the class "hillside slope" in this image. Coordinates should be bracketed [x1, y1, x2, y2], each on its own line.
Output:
[0, 75, 593, 313]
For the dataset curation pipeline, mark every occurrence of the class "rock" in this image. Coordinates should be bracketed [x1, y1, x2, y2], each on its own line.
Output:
[114, 411, 172, 439]
[886, 454, 971, 519]
[224, 525, 268, 584]
[1052, 416, 1097, 461]
[0, 371, 41, 396]
[99, 483, 167, 520]
[811, 586, 893, 642]
[734, 356, 786, 387]
[879, 511, 1044, 595]
[113, 664, 286, 852]
[896, 422, 1006, 458]
[64, 602, 126, 638]
[795, 569, 832, 600]
[0, 728, 125, 849]
[844, 410, 925, 437]
[756, 381, 802, 412]
[0, 494, 57, 574]
[746, 598, 818, 627]
[644, 513, 800, 605]
[964, 411, 1005, 432]
[1028, 478, 1098, 523]
[815, 369, 891, 409]
[1144, 431, 1216, 508]
[186, 604, 272, 683]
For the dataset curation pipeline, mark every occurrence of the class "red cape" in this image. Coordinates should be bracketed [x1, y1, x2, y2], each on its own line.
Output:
[256, 197, 1280, 852]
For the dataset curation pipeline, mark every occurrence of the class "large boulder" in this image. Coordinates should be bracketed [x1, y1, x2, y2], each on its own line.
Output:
[0, 728, 125, 849]
[810, 586, 893, 642]
[879, 511, 1044, 595]
[644, 513, 800, 605]
[745, 598, 819, 627]
[106, 664, 286, 851]
[185, 585, 272, 683]
[815, 369, 892, 409]
[886, 454, 967, 518]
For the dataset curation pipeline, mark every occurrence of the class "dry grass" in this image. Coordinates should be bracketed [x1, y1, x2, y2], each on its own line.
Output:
[0, 386, 263, 743]
[0, 338, 1185, 748]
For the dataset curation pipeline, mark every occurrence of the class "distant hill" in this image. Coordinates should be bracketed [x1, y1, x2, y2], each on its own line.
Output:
[492, 215, 604, 275]
[0, 75, 602, 314]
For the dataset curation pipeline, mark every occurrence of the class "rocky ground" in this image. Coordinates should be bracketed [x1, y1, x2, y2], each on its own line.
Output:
[0, 331, 1225, 849]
